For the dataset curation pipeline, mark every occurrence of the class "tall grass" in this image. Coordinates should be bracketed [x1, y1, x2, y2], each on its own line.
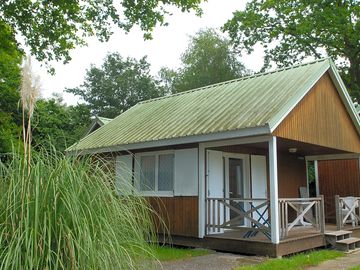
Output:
[0, 149, 157, 269]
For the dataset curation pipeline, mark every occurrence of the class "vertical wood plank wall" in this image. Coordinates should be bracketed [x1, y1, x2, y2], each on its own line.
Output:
[318, 159, 360, 222]
[277, 152, 307, 198]
[274, 73, 360, 153]
[147, 197, 198, 237]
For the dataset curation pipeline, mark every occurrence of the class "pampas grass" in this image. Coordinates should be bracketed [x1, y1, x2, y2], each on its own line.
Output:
[20, 56, 40, 173]
[0, 150, 157, 269]
[0, 56, 159, 269]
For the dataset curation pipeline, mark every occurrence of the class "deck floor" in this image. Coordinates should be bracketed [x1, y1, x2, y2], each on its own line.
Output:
[168, 224, 360, 257]
[206, 225, 321, 243]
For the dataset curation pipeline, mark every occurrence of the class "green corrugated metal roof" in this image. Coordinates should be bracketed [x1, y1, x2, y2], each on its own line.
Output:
[97, 116, 113, 125]
[67, 58, 332, 153]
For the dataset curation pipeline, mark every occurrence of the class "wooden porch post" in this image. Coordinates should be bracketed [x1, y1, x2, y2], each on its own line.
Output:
[269, 136, 280, 244]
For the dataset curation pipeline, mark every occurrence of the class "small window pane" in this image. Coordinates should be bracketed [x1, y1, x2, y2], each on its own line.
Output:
[158, 154, 174, 191]
[140, 156, 155, 191]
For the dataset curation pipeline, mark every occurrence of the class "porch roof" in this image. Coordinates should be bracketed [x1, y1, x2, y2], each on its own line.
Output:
[66, 58, 359, 154]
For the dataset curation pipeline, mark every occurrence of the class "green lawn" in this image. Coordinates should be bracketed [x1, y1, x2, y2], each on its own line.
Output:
[235, 250, 344, 270]
[153, 245, 210, 261]
[349, 266, 360, 270]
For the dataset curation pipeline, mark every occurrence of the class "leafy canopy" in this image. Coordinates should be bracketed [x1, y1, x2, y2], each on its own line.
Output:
[223, 0, 360, 100]
[0, 0, 202, 67]
[66, 53, 163, 118]
[0, 21, 23, 155]
[160, 28, 247, 93]
[31, 96, 92, 152]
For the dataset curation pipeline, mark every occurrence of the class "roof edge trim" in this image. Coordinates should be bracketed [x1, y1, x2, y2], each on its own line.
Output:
[66, 125, 271, 156]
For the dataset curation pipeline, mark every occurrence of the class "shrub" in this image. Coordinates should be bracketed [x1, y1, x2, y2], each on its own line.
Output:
[0, 149, 156, 269]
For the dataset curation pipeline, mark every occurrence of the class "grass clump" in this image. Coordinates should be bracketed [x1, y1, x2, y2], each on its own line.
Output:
[236, 250, 344, 270]
[153, 245, 210, 261]
[0, 150, 157, 269]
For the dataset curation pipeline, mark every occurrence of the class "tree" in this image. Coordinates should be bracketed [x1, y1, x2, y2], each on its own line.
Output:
[0, 21, 23, 156]
[160, 28, 247, 93]
[66, 53, 163, 118]
[32, 96, 91, 152]
[0, 0, 202, 68]
[223, 0, 360, 100]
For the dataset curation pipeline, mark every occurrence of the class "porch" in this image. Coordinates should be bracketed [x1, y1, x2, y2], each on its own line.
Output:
[198, 135, 360, 256]
[201, 196, 360, 256]
[204, 197, 326, 256]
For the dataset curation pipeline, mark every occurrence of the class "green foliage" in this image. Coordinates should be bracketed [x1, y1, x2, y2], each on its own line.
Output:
[0, 21, 22, 156]
[160, 28, 247, 93]
[0, 0, 202, 67]
[236, 250, 344, 270]
[153, 246, 209, 261]
[223, 0, 360, 100]
[0, 149, 157, 269]
[32, 96, 91, 152]
[66, 53, 164, 118]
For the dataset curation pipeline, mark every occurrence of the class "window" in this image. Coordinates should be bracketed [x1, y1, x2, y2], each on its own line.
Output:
[137, 152, 174, 195]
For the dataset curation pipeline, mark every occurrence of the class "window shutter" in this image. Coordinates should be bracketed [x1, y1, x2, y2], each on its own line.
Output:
[115, 155, 133, 195]
[174, 148, 198, 196]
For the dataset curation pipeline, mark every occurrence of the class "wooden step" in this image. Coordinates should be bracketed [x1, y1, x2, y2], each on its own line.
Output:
[335, 237, 360, 252]
[325, 230, 352, 246]
[325, 230, 352, 237]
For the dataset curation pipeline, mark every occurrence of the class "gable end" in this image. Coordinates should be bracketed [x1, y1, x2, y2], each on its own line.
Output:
[273, 73, 360, 153]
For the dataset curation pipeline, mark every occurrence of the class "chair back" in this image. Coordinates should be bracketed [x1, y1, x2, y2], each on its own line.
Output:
[343, 196, 358, 209]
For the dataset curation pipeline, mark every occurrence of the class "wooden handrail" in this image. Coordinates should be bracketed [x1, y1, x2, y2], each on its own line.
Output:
[206, 197, 325, 240]
[206, 197, 271, 239]
[335, 195, 360, 230]
[278, 197, 324, 239]
[206, 197, 268, 202]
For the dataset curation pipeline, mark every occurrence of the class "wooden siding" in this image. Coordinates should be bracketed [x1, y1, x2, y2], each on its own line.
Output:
[147, 196, 198, 237]
[274, 73, 360, 153]
[278, 152, 307, 198]
[318, 159, 360, 222]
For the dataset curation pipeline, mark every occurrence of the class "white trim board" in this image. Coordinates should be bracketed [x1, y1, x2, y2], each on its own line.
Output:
[306, 153, 360, 161]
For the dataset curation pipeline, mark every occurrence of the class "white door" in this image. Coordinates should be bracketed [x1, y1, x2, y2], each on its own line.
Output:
[251, 155, 268, 225]
[206, 150, 224, 234]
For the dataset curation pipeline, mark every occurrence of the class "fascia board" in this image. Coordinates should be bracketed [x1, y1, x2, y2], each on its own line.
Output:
[66, 125, 271, 156]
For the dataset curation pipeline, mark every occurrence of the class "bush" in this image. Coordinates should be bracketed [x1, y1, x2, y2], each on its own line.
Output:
[0, 150, 156, 269]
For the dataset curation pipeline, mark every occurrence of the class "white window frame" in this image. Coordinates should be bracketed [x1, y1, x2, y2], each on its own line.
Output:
[134, 150, 175, 197]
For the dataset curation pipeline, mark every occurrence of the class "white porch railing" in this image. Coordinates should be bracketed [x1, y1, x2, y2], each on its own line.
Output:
[206, 198, 271, 239]
[335, 195, 360, 230]
[279, 196, 325, 239]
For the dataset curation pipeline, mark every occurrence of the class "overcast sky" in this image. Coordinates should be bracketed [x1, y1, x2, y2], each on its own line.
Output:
[33, 0, 264, 105]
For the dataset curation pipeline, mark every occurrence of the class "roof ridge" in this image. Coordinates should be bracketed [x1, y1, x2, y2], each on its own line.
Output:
[139, 57, 331, 105]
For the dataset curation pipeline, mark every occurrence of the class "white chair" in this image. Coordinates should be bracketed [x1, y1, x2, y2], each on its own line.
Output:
[341, 197, 359, 227]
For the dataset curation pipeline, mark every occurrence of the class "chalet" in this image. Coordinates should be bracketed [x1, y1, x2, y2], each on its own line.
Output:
[66, 58, 360, 257]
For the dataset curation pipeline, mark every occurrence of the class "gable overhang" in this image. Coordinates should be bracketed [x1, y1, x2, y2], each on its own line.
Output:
[66, 124, 271, 156]
[268, 59, 360, 135]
